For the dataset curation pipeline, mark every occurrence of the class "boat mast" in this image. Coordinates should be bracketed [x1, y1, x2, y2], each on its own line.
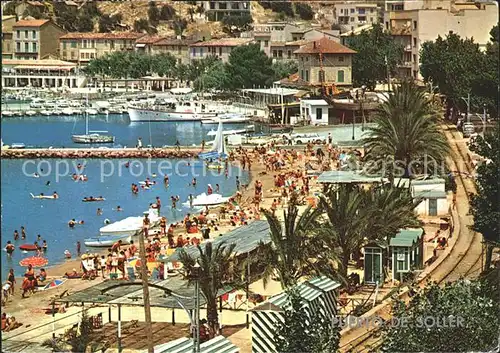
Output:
[85, 90, 89, 135]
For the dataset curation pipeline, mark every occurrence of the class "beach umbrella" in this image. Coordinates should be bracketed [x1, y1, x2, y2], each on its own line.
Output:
[42, 279, 66, 291]
[19, 256, 49, 267]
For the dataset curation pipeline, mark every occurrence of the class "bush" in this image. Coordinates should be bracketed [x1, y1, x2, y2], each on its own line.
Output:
[221, 13, 253, 33]
[295, 3, 314, 20]
[159, 4, 176, 21]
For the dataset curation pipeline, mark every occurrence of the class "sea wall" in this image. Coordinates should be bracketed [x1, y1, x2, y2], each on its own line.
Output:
[0, 148, 200, 159]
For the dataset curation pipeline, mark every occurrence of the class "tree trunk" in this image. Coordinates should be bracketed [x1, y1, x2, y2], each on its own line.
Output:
[484, 244, 494, 272]
[206, 300, 219, 338]
[341, 254, 349, 279]
[138, 230, 154, 353]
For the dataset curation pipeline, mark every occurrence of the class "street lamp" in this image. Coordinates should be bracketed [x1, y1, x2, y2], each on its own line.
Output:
[191, 261, 201, 353]
[461, 93, 471, 124]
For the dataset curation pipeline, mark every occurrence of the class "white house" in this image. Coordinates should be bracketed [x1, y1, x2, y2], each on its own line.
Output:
[411, 178, 448, 217]
[299, 99, 331, 125]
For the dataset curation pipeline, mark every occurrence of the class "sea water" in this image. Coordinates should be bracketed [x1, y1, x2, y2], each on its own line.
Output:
[0, 159, 249, 280]
[0, 114, 247, 148]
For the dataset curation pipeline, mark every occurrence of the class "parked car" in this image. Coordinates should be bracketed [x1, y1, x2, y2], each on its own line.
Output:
[290, 133, 325, 145]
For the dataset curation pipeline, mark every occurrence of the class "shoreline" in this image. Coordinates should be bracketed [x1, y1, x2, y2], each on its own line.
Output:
[1, 148, 200, 159]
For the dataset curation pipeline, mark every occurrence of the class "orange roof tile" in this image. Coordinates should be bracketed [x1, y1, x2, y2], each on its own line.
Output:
[294, 37, 356, 55]
[190, 38, 253, 47]
[154, 38, 198, 46]
[60, 32, 145, 40]
[13, 19, 50, 28]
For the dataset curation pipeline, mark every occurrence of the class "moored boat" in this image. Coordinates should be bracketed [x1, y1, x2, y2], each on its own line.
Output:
[84, 234, 132, 248]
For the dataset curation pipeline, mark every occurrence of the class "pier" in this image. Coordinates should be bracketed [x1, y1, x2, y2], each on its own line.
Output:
[0, 147, 200, 159]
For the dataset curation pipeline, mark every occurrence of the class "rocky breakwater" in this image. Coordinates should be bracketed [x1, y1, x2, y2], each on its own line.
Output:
[1, 148, 200, 159]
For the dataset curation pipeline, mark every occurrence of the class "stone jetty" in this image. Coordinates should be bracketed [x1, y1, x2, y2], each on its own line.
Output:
[0, 148, 200, 159]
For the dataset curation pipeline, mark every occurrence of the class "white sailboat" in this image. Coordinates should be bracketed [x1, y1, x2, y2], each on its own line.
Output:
[72, 93, 114, 144]
[199, 120, 227, 160]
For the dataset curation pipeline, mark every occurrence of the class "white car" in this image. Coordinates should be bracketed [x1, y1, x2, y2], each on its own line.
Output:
[290, 133, 326, 145]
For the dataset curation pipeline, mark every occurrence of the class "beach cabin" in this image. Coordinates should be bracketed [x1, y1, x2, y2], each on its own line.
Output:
[299, 99, 332, 125]
[251, 276, 340, 353]
[411, 178, 448, 217]
[363, 243, 385, 285]
[390, 228, 424, 282]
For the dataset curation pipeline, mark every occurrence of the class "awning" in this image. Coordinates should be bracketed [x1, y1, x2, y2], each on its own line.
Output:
[14, 65, 74, 70]
[390, 228, 424, 247]
[162, 220, 270, 262]
[143, 335, 239, 353]
[317, 171, 384, 184]
[135, 43, 146, 48]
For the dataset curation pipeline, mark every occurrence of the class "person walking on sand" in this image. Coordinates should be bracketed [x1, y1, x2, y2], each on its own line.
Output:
[143, 213, 150, 237]
[7, 269, 15, 296]
[156, 196, 161, 215]
[76, 241, 81, 256]
[175, 140, 181, 152]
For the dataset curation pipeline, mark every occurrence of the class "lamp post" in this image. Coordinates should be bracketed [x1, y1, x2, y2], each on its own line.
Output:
[461, 93, 471, 124]
[192, 261, 201, 353]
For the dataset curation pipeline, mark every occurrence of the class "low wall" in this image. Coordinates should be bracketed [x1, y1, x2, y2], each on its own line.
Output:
[0, 148, 200, 159]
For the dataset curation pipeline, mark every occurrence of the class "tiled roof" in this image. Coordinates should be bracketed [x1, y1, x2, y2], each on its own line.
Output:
[294, 37, 356, 54]
[13, 19, 50, 28]
[60, 32, 145, 40]
[270, 41, 286, 47]
[135, 35, 165, 44]
[153, 38, 198, 46]
[190, 38, 253, 47]
[285, 39, 311, 46]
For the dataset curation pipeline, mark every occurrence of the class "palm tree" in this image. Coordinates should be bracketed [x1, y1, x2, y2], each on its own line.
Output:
[363, 80, 450, 178]
[178, 241, 239, 338]
[256, 193, 338, 289]
[317, 184, 421, 278]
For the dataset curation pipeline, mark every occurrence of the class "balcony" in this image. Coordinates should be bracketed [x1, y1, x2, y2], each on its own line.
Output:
[398, 61, 413, 68]
[404, 45, 412, 51]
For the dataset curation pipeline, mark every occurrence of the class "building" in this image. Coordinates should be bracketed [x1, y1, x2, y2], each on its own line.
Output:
[59, 32, 145, 65]
[333, 2, 381, 33]
[383, 0, 499, 79]
[254, 22, 308, 57]
[197, 1, 251, 21]
[151, 37, 198, 65]
[299, 99, 332, 125]
[13, 19, 66, 60]
[1, 59, 84, 88]
[134, 35, 164, 55]
[2, 15, 17, 59]
[294, 37, 357, 88]
[189, 38, 253, 63]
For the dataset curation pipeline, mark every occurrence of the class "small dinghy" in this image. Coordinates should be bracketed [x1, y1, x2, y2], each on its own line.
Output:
[84, 235, 132, 248]
[30, 193, 57, 199]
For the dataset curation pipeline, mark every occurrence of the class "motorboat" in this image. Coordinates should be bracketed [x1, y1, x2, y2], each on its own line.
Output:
[25, 110, 37, 116]
[11, 143, 26, 149]
[62, 108, 74, 115]
[86, 108, 99, 115]
[181, 193, 229, 207]
[29, 102, 43, 109]
[53, 110, 63, 115]
[40, 110, 53, 116]
[207, 128, 248, 137]
[99, 208, 160, 236]
[2, 111, 15, 117]
[84, 234, 132, 248]
[201, 113, 251, 124]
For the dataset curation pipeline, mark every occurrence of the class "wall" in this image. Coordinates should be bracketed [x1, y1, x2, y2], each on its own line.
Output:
[297, 53, 353, 85]
[153, 45, 190, 65]
[190, 46, 233, 63]
[13, 26, 39, 59]
[39, 23, 66, 59]
[415, 197, 448, 216]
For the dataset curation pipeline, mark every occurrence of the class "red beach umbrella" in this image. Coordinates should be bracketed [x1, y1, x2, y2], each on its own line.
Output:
[19, 256, 49, 267]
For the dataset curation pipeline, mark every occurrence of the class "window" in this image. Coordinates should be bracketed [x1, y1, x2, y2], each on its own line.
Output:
[305, 56, 309, 62]
[287, 50, 291, 59]
[370, 17, 374, 23]
[83, 40, 87, 48]
[264, 40, 268, 47]
[219, 47, 222, 56]
[71, 51, 76, 59]
[71, 41, 77, 48]
[300, 70, 304, 80]
[63, 42, 67, 50]
[273, 50, 277, 57]
[16, 30, 20, 39]
[350, 8, 355, 13]
[305, 70, 309, 81]
[337, 70, 345, 83]
[338, 56, 344, 62]
[413, 21, 417, 30]
[412, 54, 416, 62]
[392, 4, 403, 11]
[413, 37, 417, 47]
[385, 21, 389, 30]
[231, 2, 239, 10]
[219, 2, 227, 9]
[395, 248, 409, 272]
[32, 30, 36, 39]
[350, 17, 355, 22]
[316, 107, 323, 120]
[278, 50, 283, 58]
[24, 30, 28, 39]
[81, 52, 85, 59]
[209, 1, 215, 9]
[371, 8, 374, 13]
[200, 48, 204, 56]
[359, 16, 366, 22]
[358, 8, 365, 15]
[192, 47, 196, 57]
[16, 42, 20, 52]
[32, 42, 37, 52]
[110, 40, 115, 49]
[178, 46, 182, 54]
[91, 40, 95, 48]
[24, 43, 29, 52]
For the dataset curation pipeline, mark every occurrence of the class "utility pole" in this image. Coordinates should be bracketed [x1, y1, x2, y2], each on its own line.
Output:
[139, 216, 154, 353]
[192, 262, 201, 353]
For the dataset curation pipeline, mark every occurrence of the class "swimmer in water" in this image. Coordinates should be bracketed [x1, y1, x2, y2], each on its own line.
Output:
[53, 191, 59, 199]
[97, 208, 103, 216]
[33, 172, 39, 178]
[152, 173, 157, 178]
[46, 181, 50, 186]
[116, 206, 123, 211]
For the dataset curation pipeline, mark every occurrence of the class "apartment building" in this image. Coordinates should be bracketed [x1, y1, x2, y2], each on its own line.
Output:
[253, 22, 308, 57]
[189, 38, 253, 63]
[13, 19, 66, 60]
[383, 0, 499, 79]
[59, 32, 145, 64]
[333, 2, 380, 33]
[197, 1, 250, 21]
[152, 37, 198, 65]
[295, 37, 356, 87]
[2, 15, 16, 59]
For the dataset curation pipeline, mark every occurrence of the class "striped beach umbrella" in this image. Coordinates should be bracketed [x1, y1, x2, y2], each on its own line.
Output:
[42, 279, 66, 291]
[19, 256, 49, 267]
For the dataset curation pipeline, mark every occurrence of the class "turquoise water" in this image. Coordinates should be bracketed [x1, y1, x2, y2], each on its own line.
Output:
[0, 114, 246, 148]
[0, 159, 248, 280]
